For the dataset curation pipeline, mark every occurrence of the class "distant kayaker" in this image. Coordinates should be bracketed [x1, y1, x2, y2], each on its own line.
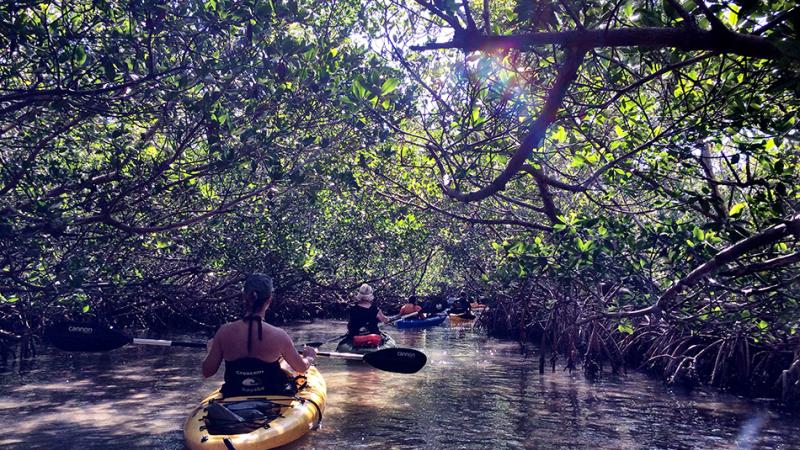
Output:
[399, 295, 425, 319]
[450, 291, 475, 318]
[347, 283, 390, 336]
[421, 296, 447, 314]
[202, 273, 317, 397]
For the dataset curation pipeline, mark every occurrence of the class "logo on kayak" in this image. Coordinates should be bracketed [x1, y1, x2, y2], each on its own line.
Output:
[395, 351, 417, 359]
[68, 326, 94, 334]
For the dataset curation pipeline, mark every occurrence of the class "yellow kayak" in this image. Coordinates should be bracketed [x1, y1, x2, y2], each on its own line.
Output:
[184, 364, 326, 450]
[448, 313, 477, 325]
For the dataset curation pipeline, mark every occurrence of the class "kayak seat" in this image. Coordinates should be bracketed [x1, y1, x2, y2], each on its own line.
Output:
[204, 400, 284, 435]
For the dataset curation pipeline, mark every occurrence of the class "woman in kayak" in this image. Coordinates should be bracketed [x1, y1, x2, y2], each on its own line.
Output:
[347, 283, 390, 336]
[398, 295, 424, 319]
[202, 273, 317, 397]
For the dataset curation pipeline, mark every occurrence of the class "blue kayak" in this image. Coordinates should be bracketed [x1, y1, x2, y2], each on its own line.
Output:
[395, 314, 447, 329]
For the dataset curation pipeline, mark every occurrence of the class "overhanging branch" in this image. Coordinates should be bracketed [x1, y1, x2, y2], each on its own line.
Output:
[411, 27, 785, 60]
[436, 48, 586, 203]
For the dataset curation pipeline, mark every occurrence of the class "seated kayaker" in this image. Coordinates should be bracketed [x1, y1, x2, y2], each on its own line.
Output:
[421, 296, 447, 314]
[347, 283, 389, 336]
[398, 295, 424, 319]
[449, 291, 471, 315]
[202, 273, 316, 397]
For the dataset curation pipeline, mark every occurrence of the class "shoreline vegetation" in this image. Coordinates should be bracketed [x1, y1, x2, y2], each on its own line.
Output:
[1, 0, 799, 410]
[1, 286, 798, 409]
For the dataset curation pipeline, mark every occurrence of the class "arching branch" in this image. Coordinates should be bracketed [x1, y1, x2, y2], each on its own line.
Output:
[436, 48, 586, 202]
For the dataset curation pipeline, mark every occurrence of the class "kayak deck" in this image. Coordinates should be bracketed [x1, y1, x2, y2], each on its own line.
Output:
[396, 314, 447, 329]
[184, 365, 326, 450]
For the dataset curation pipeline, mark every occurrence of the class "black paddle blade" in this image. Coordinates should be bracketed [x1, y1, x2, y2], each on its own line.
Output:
[363, 347, 427, 374]
[45, 322, 131, 352]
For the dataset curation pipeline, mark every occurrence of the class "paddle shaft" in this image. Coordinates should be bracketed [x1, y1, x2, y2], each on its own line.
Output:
[315, 350, 366, 361]
[388, 311, 423, 323]
[132, 338, 206, 348]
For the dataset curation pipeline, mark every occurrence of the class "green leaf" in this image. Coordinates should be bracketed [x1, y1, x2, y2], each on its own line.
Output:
[74, 46, 87, 66]
[571, 154, 586, 168]
[726, 4, 740, 27]
[617, 320, 634, 334]
[729, 202, 746, 216]
[509, 241, 525, 255]
[552, 126, 567, 143]
[351, 79, 367, 99]
[757, 319, 768, 330]
[380, 78, 400, 95]
[82, 304, 91, 313]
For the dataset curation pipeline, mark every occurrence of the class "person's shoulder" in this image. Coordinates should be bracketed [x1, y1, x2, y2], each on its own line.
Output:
[216, 321, 236, 335]
[265, 324, 292, 341]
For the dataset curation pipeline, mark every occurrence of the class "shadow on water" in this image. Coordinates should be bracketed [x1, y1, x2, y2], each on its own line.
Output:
[1, 320, 799, 449]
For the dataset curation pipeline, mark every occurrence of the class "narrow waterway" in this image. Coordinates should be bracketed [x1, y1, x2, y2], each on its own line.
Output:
[1, 319, 798, 449]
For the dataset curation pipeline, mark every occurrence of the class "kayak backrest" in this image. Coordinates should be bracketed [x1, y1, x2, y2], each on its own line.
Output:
[352, 334, 382, 348]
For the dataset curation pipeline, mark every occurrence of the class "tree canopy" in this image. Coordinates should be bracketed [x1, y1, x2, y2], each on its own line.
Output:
[2, 0, 799, 403]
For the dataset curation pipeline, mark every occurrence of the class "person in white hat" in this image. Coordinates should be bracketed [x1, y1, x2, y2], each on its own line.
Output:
[346, 283, 389, 336]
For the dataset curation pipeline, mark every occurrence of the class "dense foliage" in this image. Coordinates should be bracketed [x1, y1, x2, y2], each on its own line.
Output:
[0, 0, 437, 339]
[2, 0, 799, 404]
[372, 0, 800, 403]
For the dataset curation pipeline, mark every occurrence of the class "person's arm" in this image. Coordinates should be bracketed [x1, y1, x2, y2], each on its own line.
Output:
[280, 330, 316, 373]
[202, 331, 224, 378]
[377, 309, 389, 323]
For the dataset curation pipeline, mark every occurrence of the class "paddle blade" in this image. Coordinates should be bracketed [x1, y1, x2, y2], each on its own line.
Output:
[45, 322, 131, 352]
[363, 347, 427, 374]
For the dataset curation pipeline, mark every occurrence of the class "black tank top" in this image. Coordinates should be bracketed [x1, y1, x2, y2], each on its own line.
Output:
[220, 357, 294, 397]
[219, 316, 294, 397]
[348, 303, 380, 336]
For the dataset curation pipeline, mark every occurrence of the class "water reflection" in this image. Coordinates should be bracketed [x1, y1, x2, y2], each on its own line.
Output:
[0, 320, 798, 449]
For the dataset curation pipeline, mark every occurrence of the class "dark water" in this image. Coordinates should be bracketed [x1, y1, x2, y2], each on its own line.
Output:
[1, 320, 798, 449]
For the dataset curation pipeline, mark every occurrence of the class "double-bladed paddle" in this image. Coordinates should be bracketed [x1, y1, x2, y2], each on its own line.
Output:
[45, 322, 427, 374]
